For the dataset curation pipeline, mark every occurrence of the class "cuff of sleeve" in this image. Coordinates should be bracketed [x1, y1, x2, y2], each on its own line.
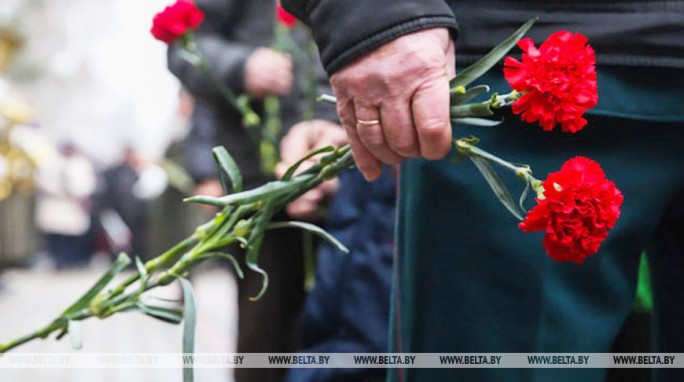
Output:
[324, 16, 458, 75]
[219, 47, 254, 95]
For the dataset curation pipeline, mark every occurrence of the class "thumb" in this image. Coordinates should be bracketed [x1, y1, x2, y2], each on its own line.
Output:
[412, 72, 452, 160]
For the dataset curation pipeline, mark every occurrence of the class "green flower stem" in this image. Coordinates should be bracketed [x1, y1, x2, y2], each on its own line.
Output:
[260, 95, 281, 175]
[455, 138, 529, 176]
[102, 235, 199, 302]
[181, 36, 260, 128]
[450, 103, 494, 118]
[100, 215, 250, 314]
[271, 147, 354, 209]
[449, 90, 521, 118]
[0, 319, 63, 353]
[318, 92, 521, 121]
[455, 137, 544, 200]
[0, 304, 95, 353]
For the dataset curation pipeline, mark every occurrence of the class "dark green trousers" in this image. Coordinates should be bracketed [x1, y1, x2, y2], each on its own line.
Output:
[389, 68, 684, 382]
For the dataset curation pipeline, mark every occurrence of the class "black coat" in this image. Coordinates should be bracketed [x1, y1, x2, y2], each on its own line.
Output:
[283, 0, 684, 75]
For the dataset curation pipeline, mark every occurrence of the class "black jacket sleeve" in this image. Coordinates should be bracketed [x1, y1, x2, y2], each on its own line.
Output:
[282, 0, 457, 75]
[167, 0, 254, 98]
[182, 102, 218, 182]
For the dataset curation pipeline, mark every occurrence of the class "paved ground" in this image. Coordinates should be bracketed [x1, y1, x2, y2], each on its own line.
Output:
[0, 265, 238, 382]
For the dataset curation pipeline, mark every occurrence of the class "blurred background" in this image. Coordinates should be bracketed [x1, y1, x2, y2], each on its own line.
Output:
[0, 1, 238, 381]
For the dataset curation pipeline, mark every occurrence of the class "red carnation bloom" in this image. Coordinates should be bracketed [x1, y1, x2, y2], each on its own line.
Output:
[276, 4, 298, 28]
[504, 31, 598, 133]
[519, 157, 623, 264]
[151, 0, 204, 44]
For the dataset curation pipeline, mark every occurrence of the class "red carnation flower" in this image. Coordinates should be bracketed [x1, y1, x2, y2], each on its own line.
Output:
[151, 0, 204, 45]
[519, 157, 623, 264]
[276, 3, 297, 28]
[504, 31, 598, 133]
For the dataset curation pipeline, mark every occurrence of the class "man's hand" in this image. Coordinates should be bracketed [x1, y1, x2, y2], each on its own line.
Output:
[331, 28, 455, 181]
[244, 47, 293, 98]
[276, 119, 348, 220]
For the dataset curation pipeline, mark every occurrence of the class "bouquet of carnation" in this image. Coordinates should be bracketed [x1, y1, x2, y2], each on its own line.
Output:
[0, 2, 623, 381]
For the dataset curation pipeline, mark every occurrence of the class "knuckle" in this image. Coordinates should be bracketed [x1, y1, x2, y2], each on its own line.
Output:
[332, 69, 364, 89]
[419, 117, 449, 135]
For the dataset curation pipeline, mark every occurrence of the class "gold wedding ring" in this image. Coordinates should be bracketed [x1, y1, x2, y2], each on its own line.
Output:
[356, 119, 381, 126]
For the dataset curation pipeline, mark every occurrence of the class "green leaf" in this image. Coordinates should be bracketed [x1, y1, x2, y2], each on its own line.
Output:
[185, 174, 316, 207]
[212, 146, 243, 194]
[68, 320, 83, 350]
[469, 156, 525, 221]
[451, 84, 490, 105]
[179, 277, 197, 382]
[244, 204, 278, 301]
[267, 221, 349, 254]
[282, 146, 336, 181]
[519, 177, 531, 214]
[197, 252, 244, 279]
[450, 18, 537, 89]
[451, 118, 503, 127]
[62, 252, 131, 317]
[145, 296, 182, 304]
[136, 303, 184, 324]
[246, 256, 269, 302]
[245, 234, 269, 301]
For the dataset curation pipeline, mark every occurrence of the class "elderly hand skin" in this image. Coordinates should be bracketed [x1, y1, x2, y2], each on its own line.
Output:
[244, 47, 293, 98]
[331, 27, 455, 181]
[276, 119, 348, 220]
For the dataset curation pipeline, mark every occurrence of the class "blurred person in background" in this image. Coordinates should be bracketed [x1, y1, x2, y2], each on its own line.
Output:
[34, 141, 97, 269]
[99, 146, 149, 260]
[167, 1, 338, 381]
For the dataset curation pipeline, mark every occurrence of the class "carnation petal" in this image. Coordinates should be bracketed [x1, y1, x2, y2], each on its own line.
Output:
[521, 157, 622, 263]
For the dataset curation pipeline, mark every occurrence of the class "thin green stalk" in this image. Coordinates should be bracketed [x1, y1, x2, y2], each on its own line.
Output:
[455, 139, 527, 175]
[182, 37, 260, 128]
[0, 320, 62, 353]
[102, 235, 199, 301]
